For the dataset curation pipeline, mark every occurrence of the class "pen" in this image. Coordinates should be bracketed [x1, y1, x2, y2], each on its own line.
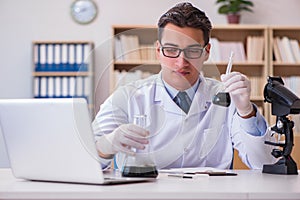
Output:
[168, 174, 209, 179]
[225, 51, 234, 75]
[185, 172, 237, 176]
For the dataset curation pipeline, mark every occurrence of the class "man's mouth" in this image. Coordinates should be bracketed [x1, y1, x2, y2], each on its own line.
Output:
[175, 70, 190, 76]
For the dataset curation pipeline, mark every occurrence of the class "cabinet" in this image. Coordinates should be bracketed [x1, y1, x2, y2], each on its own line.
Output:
[268, 27, 300, 169]
[32, 41, 94, 114]
[268, 27, 300, 126]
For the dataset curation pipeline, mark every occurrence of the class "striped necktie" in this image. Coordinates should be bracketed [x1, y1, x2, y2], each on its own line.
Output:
[174, 91, 191, 114]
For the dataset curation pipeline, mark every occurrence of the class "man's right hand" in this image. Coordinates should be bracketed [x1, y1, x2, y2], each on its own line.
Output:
[96, 124, 149, 158]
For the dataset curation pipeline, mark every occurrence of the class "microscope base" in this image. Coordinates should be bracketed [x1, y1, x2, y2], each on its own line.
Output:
[263, 156, 298, 175]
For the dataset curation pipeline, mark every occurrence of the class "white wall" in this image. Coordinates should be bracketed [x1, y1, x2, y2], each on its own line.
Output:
[0, 0, 300, 167]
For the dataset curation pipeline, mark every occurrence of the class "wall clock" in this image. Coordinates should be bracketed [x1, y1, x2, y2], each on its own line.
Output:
[71, 0, 98, 24]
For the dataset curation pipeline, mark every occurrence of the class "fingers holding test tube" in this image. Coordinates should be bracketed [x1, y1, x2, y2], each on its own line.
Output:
[220, 51, 253, 116]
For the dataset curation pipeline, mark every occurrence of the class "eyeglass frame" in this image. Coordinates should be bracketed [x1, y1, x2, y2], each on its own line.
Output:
[160, 44, 207, 59]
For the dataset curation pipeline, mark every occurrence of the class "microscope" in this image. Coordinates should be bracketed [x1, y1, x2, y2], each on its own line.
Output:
[263, 76, 299, 175]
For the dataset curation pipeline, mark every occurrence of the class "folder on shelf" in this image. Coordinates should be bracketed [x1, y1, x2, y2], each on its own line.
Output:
[39, 44, 47, 72]
[40, 77, 48, 98]
[273, 37, 282, 62]
[76, 76, 84, 97]
[55, 77, 62, 98]
[54, 44, 61, 71]
[281, 36, 296, 63]
[34, 44, 40, 71]
[69, 77, 76, 97]
[34, 77, 40, 98]
[61, 44, 69, 71]
[75, 44, 83, 71]
[47, 77, 54, 98]
[290, 39, 300, 63]
[83, 43, 91, 71]
[61, 77, 69, 97]
[69, 44, 75, 71]
[47, 44, 54, 71]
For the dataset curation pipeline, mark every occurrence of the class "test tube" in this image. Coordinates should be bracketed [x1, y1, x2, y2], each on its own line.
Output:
[133, 115, 147, 153]
[133, 114, 147, 129]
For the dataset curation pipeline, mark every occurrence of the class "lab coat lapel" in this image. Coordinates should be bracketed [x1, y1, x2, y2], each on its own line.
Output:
[154, 77, 184, 115]
[188, 76, 213, 116]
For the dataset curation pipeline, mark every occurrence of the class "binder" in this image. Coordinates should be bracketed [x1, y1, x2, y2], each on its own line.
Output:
[69, 44, 75, 71]
[61, 44, 68, 71]
[40, 77, 48, 97]
[75, 44, 86, 71]
[54, 44, 61, 71]
[34, 77, 40, 98]
[84, 76, 90, 102]
[34, 44, 40, 71]
[69, 77, 76, 97]
[39, 44, 47, 72]
[76, 76, 84, 97]
[61, 77, 69, 97]
[47, 44, 54, 71]
[55, 77, 62, 98]
[48, 77, 54, 97]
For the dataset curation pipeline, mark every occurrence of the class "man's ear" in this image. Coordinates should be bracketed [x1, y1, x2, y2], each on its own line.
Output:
[203, 43, 211, 61]
[155, 40, 161, 60]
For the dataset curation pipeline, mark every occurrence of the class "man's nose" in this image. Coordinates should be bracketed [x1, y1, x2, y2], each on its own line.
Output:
[175, 51, 188, 65]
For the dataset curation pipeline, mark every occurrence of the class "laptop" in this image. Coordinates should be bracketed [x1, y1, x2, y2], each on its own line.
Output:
[0, 98, 156, 185]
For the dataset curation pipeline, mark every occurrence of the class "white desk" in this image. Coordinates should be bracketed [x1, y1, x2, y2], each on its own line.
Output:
[0, 168, 300, 200]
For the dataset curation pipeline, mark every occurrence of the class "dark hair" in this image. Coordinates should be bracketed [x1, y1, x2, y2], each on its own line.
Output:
[157, 2, 212, 45]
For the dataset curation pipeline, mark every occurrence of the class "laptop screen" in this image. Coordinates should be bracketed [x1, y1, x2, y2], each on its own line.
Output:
[0, 98, 106, 184]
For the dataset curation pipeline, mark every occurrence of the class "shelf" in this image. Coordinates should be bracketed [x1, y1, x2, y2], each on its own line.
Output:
[273, 64, 300, 76]
[206, 61, 265, 66]
[114, 60, 159, 65]
[273, 63, 300, 66]
[32, 40, 93, 44]
[33, 72, 91, 77]
[202, 63, 265, 78]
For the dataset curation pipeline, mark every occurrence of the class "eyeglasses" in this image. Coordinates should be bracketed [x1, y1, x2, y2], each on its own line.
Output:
[160, 46, 206, 59]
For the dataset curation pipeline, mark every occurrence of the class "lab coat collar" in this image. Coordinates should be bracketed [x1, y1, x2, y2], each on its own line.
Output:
[154, 73, 183, 115]
[154, 72, 214, 116]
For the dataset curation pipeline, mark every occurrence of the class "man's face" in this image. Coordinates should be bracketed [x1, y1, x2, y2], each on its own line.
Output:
[156, 23, 210, 91]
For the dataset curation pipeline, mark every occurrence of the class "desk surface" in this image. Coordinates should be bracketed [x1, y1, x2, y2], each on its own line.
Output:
[0, 168, 300, 200]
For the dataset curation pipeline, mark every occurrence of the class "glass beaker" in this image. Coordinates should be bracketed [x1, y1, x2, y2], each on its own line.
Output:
[122, 114, 158, 178]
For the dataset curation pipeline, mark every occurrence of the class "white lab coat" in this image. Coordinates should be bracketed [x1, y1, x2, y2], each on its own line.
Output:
[92, 72, 275, 169]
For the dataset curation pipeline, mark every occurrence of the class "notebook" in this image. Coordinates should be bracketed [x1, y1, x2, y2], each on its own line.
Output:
[0, 98, 155, 185]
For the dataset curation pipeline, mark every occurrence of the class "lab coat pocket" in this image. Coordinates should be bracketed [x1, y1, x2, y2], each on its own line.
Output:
[199, 124, 225, 159]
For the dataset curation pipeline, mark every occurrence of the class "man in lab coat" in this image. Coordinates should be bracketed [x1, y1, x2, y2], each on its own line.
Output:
[92, 2, 274, 170]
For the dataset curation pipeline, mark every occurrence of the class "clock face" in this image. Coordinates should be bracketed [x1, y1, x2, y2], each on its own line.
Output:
[71, 0, 97, 24]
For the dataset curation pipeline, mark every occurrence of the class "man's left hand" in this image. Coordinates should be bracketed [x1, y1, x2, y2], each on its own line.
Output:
[221, 72, 253, 116]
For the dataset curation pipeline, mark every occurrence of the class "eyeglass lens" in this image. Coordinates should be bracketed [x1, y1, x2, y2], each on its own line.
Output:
[161, 47, 204, 59]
